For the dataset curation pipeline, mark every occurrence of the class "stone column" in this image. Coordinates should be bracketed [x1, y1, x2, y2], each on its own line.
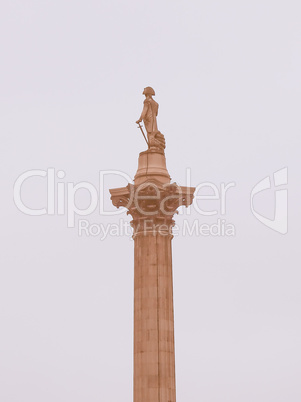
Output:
[133, 217, 176, 402]
[110, 148, 194, 402]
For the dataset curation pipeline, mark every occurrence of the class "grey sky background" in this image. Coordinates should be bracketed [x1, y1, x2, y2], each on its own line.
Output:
[1, 1, 301, 401]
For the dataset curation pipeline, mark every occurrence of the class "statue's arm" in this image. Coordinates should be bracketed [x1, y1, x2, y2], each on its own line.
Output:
[136, 100, 149, 123]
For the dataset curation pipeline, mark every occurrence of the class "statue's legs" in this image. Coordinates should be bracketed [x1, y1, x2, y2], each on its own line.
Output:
[147, 132, 155, 147]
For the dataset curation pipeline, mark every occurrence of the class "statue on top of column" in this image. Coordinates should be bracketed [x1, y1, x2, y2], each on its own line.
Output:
[136, 87, 166, 150]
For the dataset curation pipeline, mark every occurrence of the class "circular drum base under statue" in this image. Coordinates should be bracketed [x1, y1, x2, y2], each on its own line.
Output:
[134, 149, 171, 185]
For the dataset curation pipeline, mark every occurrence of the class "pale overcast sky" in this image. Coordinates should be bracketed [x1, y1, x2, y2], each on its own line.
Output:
[1, 1, 301, 401]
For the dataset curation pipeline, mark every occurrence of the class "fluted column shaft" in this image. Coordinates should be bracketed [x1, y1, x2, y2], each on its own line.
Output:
[134, 226, 176, 402]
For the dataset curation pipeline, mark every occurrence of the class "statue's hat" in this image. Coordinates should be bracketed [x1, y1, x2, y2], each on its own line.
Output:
[143, 87, 155, 96]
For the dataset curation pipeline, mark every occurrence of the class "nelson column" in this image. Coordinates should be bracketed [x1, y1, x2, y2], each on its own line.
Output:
[110, 87, 195, 402]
